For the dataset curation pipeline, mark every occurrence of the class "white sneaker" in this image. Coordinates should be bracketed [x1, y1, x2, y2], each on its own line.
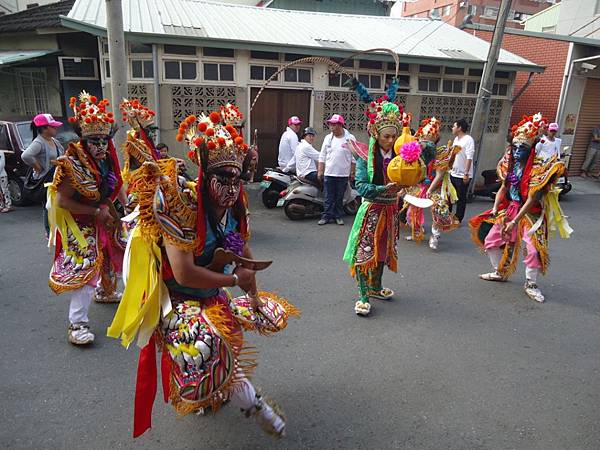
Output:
[479, 271, 506, 282]
[336, 218, 344, 225]
[354, 300, 371, 316]
[68, 323, 95, 345]
[244, 395, 286, 439]
[429, 235, 439, 250]
[94, 290, 122, 303]
[524, 281, 545, 303]
[405, 235, 413, 241]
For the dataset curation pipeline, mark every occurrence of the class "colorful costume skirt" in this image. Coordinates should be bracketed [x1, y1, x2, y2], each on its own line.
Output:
[344, 198, 399, 277]
[49, 216, 124, 295]
[469, 201, 548, 278]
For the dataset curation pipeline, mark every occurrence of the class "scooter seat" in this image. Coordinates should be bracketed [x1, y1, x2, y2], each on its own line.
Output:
[298, 177, 320, 188]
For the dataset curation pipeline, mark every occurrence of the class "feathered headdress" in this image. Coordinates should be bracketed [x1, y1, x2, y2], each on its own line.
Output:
[67, 91, 114, 138]
[176, 110, 249, 171]
[415, 117, 441, 142]
[176, 106, 250, 255]
[119, 98, 156, 130]
[511, 112, 548, 146]
[220, 103, 244, 128]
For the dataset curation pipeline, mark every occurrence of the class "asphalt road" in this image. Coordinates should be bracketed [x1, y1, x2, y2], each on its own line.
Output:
[1, 186, 599, 450]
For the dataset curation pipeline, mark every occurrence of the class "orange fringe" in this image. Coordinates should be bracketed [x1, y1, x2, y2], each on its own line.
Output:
[52, 144, 101, 202]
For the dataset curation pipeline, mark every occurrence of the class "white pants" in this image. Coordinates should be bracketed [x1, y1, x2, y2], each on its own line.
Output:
[487, 248, 539, 282]
[230, 376, 258, 411]
[69, 285, 94, 325]
[431, 224, 440, 238]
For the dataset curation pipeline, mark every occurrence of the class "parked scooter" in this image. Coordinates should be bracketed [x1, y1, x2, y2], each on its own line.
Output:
[280, 178, 361, 220]
[260, 167, 295, 208]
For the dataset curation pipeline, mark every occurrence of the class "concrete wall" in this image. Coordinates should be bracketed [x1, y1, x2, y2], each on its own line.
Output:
[99, 47, 514, 177]
[556, 0, 600, 39]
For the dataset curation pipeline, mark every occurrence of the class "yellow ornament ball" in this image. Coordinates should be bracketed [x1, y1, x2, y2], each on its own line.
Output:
[393, 127, 416, 155]
[387, 155, 425, 187]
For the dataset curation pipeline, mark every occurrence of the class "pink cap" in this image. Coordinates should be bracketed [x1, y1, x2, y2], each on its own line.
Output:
[326, 114, 345, 125]
[288, 116, 302, 126]
[33, 113, 62, 128]
[548, 122, 559, 131]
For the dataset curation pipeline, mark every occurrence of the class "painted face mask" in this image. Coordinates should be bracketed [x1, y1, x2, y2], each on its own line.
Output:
[87, 137, 109, 160]
[512, 143, 531, 165]
[207, 168, 241, 208]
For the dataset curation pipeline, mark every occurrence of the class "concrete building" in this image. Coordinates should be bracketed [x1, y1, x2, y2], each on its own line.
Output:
[60, 0, 542, 177]
[400, 0, 558, 30]
[555, 0, 600, 39]
[468, 13, 600, 175]
[0, 0, 102, 119]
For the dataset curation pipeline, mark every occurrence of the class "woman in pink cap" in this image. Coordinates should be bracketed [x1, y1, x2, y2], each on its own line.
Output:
[21, 113, 64, 232]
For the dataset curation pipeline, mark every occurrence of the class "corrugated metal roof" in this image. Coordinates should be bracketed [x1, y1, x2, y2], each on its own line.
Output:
[63, 0, 539, 69]
[0, 49, 59, 65]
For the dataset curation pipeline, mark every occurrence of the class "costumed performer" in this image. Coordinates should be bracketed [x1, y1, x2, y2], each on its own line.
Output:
[47, 91, 125, 345]
[469, 113, 573, 303]
[107, 106, 299, 438]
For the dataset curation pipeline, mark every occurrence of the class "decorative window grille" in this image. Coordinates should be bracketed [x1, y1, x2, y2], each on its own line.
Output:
[128, 84, 148, 107]
[171, 85, 236, 127]
[323, 91, 407, 132]
[418, 96, 503, 133]
[16, 68, 48, 115]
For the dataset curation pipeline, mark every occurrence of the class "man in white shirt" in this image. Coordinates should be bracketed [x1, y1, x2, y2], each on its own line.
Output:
[535, 122, 562, 161]
[278, 116, 302, 171]
[317, 114, 356, 226]
[449, 118, 475, 222]
[287, 127, 320, 184]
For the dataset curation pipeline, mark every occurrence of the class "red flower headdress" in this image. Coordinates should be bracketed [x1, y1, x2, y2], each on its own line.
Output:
[67, 91, 114, 138]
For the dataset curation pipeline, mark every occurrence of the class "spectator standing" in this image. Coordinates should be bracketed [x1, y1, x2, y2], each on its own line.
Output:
[157, 142, 169, 159]
[21, 113, 64, 232]
[288, 127, 320, 184]
[318, 114, 355, 226]
[278, 116, 301, 171]
[581, 124, 600, 178]
[535, 122, 562, 162]
[449, 119, 474, 222]
[0, 149, 12, 212]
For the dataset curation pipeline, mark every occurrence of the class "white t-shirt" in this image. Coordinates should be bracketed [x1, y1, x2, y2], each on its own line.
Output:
[291, 139, 320, 178]
[319, 130, 356, 177]
[278, 127, 299, 169]
[450, 134, 475, 178]
[535, 137, 561, 161]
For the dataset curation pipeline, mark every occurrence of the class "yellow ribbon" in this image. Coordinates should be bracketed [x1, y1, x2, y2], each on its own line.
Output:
[440, 172, 458, 203]
[107, 225, 162, 348]
[46, 184, 88, 251]
[544, 188, 573, 239]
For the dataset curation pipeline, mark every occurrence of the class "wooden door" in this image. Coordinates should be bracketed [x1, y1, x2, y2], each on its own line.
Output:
[570, 78, 600, 175]
[250, 88, 311, 174]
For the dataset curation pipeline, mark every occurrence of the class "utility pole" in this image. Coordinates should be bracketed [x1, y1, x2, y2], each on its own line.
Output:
[469, 0, 513, 195]
[105, 0, 128, 149]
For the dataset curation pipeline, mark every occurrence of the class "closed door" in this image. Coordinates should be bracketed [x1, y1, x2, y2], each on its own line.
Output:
[570, 78, 600, 175]
[250, 88, 311, 174]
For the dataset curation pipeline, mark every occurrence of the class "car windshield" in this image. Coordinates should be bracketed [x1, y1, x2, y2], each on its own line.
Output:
[17, 122, 33, 148]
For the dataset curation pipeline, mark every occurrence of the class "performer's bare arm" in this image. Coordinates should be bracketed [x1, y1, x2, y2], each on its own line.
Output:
[164, 242, 256, 293]
[56, 175, 113, 225]
[502, 192, 541, 237]
[491, 183, 507, 215]
[427, 170, 445, 195]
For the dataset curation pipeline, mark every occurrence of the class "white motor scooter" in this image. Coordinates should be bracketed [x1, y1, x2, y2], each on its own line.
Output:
[280, 178, 361, 220]
[260, 167, 295, 208]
